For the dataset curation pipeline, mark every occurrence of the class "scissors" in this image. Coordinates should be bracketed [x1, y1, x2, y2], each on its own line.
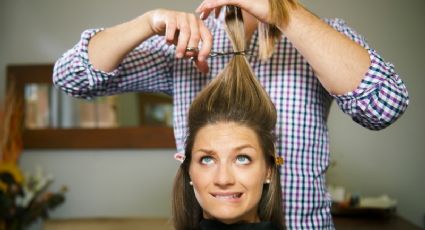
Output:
[185, 47, 250, 58]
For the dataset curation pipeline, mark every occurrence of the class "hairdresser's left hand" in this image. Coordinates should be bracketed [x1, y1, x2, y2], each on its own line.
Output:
[196, 0, 271, 23]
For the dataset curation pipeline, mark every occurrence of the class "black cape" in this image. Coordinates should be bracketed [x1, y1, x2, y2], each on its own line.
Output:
[200, 219, 280, 230]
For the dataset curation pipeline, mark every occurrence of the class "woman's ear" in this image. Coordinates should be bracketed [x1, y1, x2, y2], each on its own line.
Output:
[265, 166, 272, 184]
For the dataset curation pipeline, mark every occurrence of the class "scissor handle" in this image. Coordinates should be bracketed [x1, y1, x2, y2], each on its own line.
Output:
[185, 48, 249, 58]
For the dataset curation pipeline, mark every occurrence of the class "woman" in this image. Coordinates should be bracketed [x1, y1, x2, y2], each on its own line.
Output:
[172, 6, 284, 230]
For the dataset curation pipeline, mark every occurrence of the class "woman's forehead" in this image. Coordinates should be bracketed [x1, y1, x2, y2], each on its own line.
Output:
[192, 122, 262, 154]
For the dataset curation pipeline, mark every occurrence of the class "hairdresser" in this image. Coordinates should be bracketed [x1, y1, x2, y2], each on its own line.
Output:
[53, 0, 409, 228]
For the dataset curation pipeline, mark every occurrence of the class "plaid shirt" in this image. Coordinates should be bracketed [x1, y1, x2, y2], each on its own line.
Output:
[53, 17, 409, 229]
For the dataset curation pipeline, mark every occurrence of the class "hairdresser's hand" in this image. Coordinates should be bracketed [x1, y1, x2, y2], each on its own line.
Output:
[147, 9, 212, 73]
[196, 0, 270, 23]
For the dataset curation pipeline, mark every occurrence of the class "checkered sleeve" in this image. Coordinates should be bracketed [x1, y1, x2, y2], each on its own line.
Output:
[53, 28, 175, 99]
[325, 18, 409, 130]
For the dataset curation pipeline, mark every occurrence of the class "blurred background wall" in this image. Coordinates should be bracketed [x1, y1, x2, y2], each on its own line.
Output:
[1, 0, 424, 228]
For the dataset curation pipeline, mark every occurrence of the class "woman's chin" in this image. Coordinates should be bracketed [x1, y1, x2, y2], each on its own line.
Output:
[204, 209, 257, 225]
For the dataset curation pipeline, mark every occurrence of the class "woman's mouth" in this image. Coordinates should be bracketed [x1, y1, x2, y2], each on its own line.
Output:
[211, 192, 243, 201]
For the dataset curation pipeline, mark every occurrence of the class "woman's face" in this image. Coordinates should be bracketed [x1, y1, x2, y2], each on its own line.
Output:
[189, 122, 270, 224]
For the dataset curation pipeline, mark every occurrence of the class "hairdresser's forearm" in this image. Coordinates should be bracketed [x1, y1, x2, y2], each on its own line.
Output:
[280, 6, 370, 95]
[88, 13, 155, 72]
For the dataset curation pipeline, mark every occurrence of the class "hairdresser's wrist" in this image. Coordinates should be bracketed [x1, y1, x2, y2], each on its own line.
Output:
[276, 3, 305, 33]
[136, 11, 158, 39]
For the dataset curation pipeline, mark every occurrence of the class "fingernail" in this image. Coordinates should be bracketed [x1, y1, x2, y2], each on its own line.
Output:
[198, 56, 205, 62]
[199, 12, 205, 19]
[176, 53, 183, 58]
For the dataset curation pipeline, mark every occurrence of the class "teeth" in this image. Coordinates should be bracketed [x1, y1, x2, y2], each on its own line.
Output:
[214, 193, 241, 199]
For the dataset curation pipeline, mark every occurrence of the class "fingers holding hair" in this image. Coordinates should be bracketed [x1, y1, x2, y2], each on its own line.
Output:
[196, 0, 240, 20]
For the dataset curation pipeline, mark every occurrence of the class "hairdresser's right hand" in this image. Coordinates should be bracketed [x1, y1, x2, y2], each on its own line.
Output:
[146, 9, 212, 73]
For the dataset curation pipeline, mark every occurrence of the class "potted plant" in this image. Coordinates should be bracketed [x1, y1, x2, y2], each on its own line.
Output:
[0, 85, 66, 230]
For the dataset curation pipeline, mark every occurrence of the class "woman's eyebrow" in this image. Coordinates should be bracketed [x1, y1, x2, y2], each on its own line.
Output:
[193, 149, 215, 155]
[234, 144, 256, 151]
[194, 144, 256, 154]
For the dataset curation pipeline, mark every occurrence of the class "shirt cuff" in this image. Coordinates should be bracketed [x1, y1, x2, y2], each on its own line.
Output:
[331, 48, 394, 102]
[72, 28, 121, 87]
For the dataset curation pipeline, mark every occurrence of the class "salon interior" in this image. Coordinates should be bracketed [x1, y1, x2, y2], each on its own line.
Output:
[0, 0, 424, 229]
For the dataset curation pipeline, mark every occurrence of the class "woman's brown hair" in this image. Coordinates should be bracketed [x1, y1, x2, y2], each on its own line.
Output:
[172, 4, 286, 230]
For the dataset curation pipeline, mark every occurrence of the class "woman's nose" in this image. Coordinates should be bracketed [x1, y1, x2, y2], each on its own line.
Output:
[213, 163, 235, 187]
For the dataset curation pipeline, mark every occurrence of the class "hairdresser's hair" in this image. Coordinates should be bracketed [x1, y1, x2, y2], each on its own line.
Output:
[258, 0, 298, 60]
[172, 5, 285, 230]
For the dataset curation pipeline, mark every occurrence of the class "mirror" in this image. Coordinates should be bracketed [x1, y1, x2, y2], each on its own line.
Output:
[7, 64, 175, 149]
[24, 84, 173, 129]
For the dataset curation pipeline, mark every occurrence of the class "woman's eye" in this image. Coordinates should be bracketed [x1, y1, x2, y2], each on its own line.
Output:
[200, 156, 214, 165]
[236, 155, 251, 165]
